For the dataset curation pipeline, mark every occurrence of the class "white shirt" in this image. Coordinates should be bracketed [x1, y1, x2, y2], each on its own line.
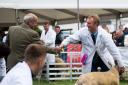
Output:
[0, 61, 32, 85]
[124, 35, 128, 46]
[0, 58, 6, 77]
[62, 26, 124, 73]
[2, 36, 7, 43]
[40, 26, 56, 63]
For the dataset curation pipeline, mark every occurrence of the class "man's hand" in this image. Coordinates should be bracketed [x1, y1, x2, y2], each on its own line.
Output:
[54, 46, 62, 53]
[59, 44, 64, 49]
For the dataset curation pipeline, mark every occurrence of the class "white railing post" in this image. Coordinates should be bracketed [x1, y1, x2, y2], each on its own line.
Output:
[70, 52, 73, 81]
[46, 62, 50, 80]
[45, 52, 82, 81]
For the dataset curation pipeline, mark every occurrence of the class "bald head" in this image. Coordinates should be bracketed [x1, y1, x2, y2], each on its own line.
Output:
[24, 13, 38, 29]
[24, 13, 38, 23]
[115, 30, 124, 38]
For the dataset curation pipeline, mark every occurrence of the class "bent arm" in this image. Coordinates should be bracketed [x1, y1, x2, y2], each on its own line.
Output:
[103, 33, 124, 67]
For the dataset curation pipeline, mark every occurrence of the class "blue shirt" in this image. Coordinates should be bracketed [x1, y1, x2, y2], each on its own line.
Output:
[91, 31, 98, 39]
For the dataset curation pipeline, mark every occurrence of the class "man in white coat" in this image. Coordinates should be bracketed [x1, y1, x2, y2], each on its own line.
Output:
[60, 15, 125, 73]
[1, 44, 46, 85]
[40, 20, 56, 63]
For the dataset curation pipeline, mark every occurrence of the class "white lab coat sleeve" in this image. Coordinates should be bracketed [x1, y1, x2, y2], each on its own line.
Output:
[14, 79, 32, 85]
[45, 31, 56, 46]
[103, 32, 124, 67]
[61, 30, 81, 46]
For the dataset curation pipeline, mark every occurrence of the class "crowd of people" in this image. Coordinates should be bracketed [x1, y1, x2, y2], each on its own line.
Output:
[102, 24, 128, 47]
[0, 13, 127, 85]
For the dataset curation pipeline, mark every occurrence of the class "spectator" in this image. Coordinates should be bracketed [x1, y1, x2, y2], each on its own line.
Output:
[2, 31, 8, 43]
[2, 31, 9, 62]
[6, 13, 61, 71]
[123, 27, 128, 46]
[1, 44, 46, 85]
[60, 15, 125, 73]
[114, 30, 124, 46]
[101, 24, 109, 33]
[55, 26, 63, 45]
[119, 24, 124, 31]
[54, 26, 67, 62]
[0, 42, 10, 82]
[0, 30, 5, 43]
[123, 27, 128, 35]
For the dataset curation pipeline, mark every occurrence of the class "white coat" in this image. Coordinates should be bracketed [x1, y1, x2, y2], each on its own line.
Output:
[61, 27, 124, 73]
[0, 61, 32, 85]
[40, 26, 56, 63]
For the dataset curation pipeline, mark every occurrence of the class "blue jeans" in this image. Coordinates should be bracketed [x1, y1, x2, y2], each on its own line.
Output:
[60, 46, 67, 62]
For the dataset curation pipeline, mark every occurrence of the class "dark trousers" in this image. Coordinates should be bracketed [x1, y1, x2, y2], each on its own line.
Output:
[0, 76, 4, 82]
[91, 52, 109, 72]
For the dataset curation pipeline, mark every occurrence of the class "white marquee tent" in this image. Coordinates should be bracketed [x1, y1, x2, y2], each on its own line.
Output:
[1, 0, 128, 9]
[0, 0, 128, 27]
[0, 0, 128, 67]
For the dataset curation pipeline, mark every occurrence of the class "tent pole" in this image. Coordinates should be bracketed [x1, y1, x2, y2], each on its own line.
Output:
[77, 0, 80, 30]
[120, 14, 122, 25]
[15, 9, 20, 25]
[115, 14, 120, 30]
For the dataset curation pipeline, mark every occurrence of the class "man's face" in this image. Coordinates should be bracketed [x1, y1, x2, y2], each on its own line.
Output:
[29, 19, 38, 29]
[86, 18, 98, 32]
[55, 27, 60, 33]
[43, 22, 50, 31]
[115, 31, 123, 38]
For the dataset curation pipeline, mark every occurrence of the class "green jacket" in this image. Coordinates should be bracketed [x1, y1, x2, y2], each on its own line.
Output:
[7, 23, 56, 70]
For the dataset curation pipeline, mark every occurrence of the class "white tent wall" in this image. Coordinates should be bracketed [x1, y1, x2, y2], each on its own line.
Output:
[0, 0, 77, 9]
[1, 0, 128, 9]
[79, 0, 128, 8]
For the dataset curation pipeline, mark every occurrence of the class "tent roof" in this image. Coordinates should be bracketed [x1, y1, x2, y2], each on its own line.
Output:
[21, 9, 128, 21]
[1, 0, 128, 26]
[1, 8, 128, 27]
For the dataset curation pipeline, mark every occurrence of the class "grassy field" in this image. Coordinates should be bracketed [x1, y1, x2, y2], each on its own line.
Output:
[33, 80, 128, 85]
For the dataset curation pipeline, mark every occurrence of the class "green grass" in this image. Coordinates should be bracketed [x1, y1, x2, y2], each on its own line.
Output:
[120, 80, 128, 85]
[33, 80, 75, 85]
[33, 80, 128, 85]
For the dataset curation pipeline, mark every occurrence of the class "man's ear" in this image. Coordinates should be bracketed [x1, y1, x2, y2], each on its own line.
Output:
[38, 57, 44, 65]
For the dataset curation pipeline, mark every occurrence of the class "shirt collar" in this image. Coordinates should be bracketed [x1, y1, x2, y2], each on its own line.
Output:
[91, 31, 98, 36]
